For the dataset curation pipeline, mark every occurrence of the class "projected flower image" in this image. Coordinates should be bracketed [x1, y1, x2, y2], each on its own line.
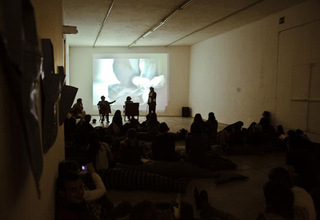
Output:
[93, 55, 167, 111]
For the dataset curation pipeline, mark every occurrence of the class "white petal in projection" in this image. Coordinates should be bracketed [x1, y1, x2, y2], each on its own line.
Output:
[150, 75, 165, 89]
[132, 76, 151, 89]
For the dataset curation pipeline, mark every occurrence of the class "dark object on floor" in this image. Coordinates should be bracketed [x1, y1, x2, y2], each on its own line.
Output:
[177, 128, 188, 139]
[215, 173, 249, 184]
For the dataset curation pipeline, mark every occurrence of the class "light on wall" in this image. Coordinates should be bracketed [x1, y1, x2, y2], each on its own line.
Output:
[63, 25, 78, 34]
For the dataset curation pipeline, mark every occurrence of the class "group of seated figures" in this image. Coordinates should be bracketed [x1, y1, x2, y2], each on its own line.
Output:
[60, 102, 320, 220]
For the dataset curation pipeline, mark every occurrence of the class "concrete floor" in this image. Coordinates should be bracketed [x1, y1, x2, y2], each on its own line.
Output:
[90, 116, 287, 220]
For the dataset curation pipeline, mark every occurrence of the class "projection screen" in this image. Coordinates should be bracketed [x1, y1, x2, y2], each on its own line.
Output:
[93, 53, 168, 113]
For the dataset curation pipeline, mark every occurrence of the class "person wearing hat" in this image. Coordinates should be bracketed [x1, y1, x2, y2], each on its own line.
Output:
[148, 87, 157, 114]
[151, 122, 178, 162]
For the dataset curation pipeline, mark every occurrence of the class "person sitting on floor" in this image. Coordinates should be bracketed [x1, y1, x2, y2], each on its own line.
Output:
[268, 167, 316, 220]
[286, 133, 320, 192]
[72, 98, 85, 119]
[57, 161, 131, 220]
[151, 122, 178, 162]
[146, 113, 160, 136]
[64, 109, 77, 143]
[257, 181, 309, 220]
[120, 128, 143, 165]
[186, 122, 237, 171]
[87, 131, 114, 173]
[186, 121, 210, 166]
[191, 113, 206, 134]
[205, 112, 218, 145]
[75, 114, 94, 144]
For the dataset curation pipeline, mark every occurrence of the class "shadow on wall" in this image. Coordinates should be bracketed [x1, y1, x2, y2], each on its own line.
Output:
[1, 88, 32, 210]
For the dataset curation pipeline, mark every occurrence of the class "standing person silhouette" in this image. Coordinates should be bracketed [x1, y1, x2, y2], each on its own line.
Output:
[148, 87, 157, 114]
[97, 96, 115, 123]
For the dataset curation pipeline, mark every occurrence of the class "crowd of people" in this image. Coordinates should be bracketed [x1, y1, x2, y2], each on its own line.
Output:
[59, 99, 320, 219]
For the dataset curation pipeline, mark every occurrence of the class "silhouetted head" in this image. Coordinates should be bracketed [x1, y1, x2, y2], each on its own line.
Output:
[77, 98, 82, 103]
[126, 96, 132, 101]
[263, 181, 294, 219]
[262, 111, 270, 118]
[130, 118, 139, 128]
[114, 110, 121, 118]
[277, 125, 285, 135]
[84, 114, 91, 123]
[159, 122, 170, 133]
[287, 134, 311, 150]
[295, 129, 304, 135]
[194, 113, 203, 122]
[190, 122, 202, 135]
[101, 96, 105, 100]
[208, 112, 216, 121]
[234, 121, 244, 132]
[150, 87, 154, 92]
[127, 128, 137, 139]
[268, 167, 291, 187]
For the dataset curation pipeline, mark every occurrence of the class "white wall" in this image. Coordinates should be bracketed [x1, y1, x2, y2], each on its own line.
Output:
[189, 0, 320, 141]
[0, 0, 65, 219]
[69, 46, 190, 116]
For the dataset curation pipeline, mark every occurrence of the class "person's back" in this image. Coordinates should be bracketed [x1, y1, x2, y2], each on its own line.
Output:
[120, 129, 143, 165]
[268, 167, 316, 220]
[186, 133, 208, 162]
[95, 142, 113, 171]
[286, 135, 320, 190]
[152, 131, 176, 162]
[259, 181, 309, 220]
[186, 122, 209, 165]
[76, 115, 94, 143]
[120, 139, 143, 165]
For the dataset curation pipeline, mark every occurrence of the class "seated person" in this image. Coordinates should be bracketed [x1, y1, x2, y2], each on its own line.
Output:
[192, 113, 206, 134]
[75, 114, 94, 144]
[56, 164, 106, 220]
[72, 98, 85, 119]
[257, 181, 309, 220]
[122, 118, 140, 135]
[120, 128, 143, 165]
[286, 133, 320, 191]
[186, 121, 210, 165]
[146, 113, 160, 136]
[259, 111, 277, 136]
[64, 109, 77, 143]
[57, 161, 131, 219]
[186, 122, 237, 171]
[151, 122, 178, 162]
[269, 167, 316, 220]
[139, 114, 150, 128]
[205, 112, 218, 145]
[87, 131, 114, 172]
